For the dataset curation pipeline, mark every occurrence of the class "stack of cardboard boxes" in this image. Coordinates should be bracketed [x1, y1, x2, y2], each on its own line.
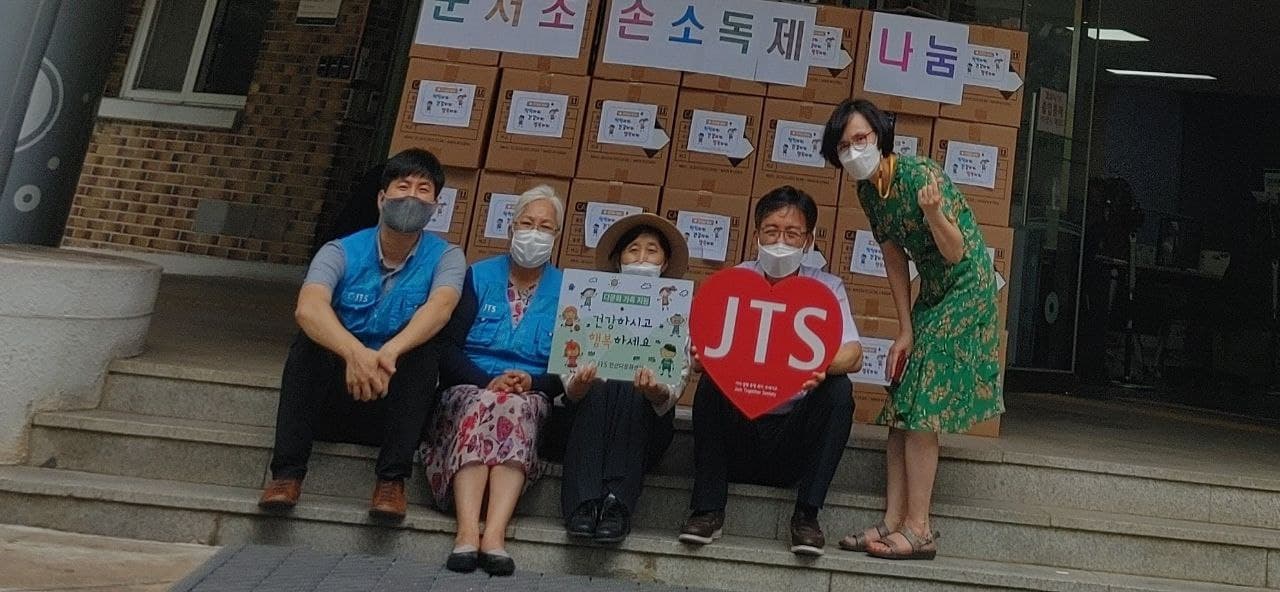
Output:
[390, 1, 1023, 437]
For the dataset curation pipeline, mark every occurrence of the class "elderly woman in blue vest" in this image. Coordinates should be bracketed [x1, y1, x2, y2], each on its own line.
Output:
[259, 149, 465, 519]
[544, 213, 690, 545]
[421, 185, 565, 577]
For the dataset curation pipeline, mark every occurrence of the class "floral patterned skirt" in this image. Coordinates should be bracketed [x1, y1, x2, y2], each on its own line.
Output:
[420, 385, 550, 511]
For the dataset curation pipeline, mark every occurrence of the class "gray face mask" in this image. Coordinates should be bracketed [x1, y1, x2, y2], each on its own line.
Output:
[381, 197, 436, 233]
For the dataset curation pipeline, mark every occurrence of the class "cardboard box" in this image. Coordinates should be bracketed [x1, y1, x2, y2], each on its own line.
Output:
[931, 118, 1018, 227]
[429, 167, 480, 247]
[486, 70, 591, 178]
[743, 199, 837, 271]
[838, 112, 934, 209]
[768, 6, 862, 105]
[682, 73, 768, 97]
[577, 80, 679, 186]
[834, 207, 899, 319]
[851, 14, 940, 117]
[559, 179, 662, 271]
[939, 25, 1028, 129]
[982, 223, 1015, 329]
[667, 90, 764, 196]
[408, 44, 499, 66]
[467, 172, 571, 263]
[389, 60, 499, 169]
[754, 99, 844, 206]
[659, 188, 751, 283]
[500, 0, 602, 76]
[851, 315, 899, 424]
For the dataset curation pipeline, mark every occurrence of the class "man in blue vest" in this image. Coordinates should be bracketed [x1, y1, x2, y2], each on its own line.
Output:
[259, 149, 466, 520]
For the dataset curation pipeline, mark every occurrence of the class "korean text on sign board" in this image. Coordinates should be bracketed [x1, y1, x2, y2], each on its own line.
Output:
[416, 0, 589, 58]
[600, 0, 817, 87]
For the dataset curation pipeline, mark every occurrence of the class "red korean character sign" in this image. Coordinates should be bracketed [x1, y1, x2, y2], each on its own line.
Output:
[689, 268, 842, 419]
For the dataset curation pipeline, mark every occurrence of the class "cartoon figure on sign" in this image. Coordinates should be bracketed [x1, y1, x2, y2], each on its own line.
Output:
[713, 226, 723, 239]
[580, 288, 597, 310]
[659, 286, 677, 311]
[561, 306, 580, 331]
[609, 124, 616, 136]
[669, 314, 685, 337]
[518, 115, 526, 127]
[564, 340, 582, 369]
[659, 343, 678, 377]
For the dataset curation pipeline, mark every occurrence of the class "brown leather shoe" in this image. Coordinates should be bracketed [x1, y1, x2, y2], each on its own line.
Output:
[369, 479, 407, 520]
[258, 478, 302, 510]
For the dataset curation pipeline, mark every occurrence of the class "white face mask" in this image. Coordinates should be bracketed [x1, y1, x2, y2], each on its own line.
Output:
[840, 144, 882, 181]
[620, 262, 662, 277]
[758, 239, 806, 278]
[509, 229, 555, 268]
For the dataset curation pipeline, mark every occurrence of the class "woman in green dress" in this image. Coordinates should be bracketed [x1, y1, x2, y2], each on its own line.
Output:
[821, 99, 1003, 560]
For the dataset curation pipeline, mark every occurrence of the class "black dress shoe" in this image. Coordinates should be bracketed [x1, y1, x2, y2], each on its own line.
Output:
[567, 499, 600, 538]
[479, 551, 515, 577]
[445, 549, 478, 573]
[593, 494, 630, 544]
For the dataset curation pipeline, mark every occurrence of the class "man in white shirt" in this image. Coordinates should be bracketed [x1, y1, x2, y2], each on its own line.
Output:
[679, 186, 863, 557]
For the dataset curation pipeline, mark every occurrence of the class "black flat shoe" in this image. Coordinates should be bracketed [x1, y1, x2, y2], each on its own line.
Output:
[445, 549, 478, 573]
[593, 494, 630, 544]
[567, 499, 600, 538]
[479, 551, 515, 577]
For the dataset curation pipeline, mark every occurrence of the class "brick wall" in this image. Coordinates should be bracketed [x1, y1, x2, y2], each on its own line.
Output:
[62, 0, 375, 265]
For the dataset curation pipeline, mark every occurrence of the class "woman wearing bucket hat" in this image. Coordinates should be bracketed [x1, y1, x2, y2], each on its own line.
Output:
[545, 213, 691, 544]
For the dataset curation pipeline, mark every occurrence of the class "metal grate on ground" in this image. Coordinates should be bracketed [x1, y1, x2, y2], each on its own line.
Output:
[171, 544, 720, 592]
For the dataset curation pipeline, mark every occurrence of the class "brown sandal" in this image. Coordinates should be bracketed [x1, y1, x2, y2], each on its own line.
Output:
[866, 528, 939, 560]
[838, 521, 891, 552]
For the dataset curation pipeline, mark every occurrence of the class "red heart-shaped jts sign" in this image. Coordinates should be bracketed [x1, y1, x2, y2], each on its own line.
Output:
[690, 268, 844, 420]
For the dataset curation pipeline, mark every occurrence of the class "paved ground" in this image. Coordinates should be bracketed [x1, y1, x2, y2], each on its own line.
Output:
[0, 524, 216, 591]
[172, 544, 715, 592]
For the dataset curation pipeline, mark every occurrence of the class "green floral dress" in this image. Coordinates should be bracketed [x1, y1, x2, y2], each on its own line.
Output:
[856, 155, 1004, 433]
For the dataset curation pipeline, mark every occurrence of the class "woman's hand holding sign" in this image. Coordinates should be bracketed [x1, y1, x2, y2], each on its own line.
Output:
[634, 367, 671, 405]
[565, 363, 599, 402]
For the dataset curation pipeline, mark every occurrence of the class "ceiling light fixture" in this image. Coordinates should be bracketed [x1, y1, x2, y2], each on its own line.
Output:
[1066, 27, 1149, 42]
[1106, 69, 1216, 80]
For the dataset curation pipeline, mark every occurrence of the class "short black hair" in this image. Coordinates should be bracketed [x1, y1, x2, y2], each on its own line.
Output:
[609, 224, 672, 268]
[821, 99, 896, 167]
[755, 186, 818, 234]
[381, 148, 446, 194]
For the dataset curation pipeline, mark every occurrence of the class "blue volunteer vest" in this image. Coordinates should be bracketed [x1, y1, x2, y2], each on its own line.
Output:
[465, 255, 562, 376]
[333, 228, 449, 349]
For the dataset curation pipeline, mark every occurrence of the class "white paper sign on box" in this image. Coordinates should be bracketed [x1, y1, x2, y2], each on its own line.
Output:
[688, 109, 754, 159]
[413, 80, 476, 127]
[584, 202, 644, 249]
[771, 120, 826, 168]
[852, 336, 894, 386]
[425, 187, 459, 234]
[944, 140, 1000, 190]
[507, 91, 570, 138]
[598, 101, 670, 150]
[677, 210, 732, 262]
[483, 193, 520, 239]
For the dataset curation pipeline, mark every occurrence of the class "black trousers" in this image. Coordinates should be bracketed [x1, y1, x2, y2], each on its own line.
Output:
[268, 332, 441, 481]
[689, 374, 853, 513]
[541, 381, 675, 517]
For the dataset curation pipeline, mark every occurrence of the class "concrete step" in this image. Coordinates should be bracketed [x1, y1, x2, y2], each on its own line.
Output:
[100, 367, 1280, 534]
[26, 409, 1280, 588]
[1, 465, 1273, 592]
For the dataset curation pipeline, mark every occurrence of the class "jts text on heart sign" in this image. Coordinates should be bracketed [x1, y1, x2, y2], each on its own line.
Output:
[689, 268, 843, 419]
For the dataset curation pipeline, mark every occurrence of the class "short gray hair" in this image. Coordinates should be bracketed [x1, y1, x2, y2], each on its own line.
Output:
[513, 184, 565, 231]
